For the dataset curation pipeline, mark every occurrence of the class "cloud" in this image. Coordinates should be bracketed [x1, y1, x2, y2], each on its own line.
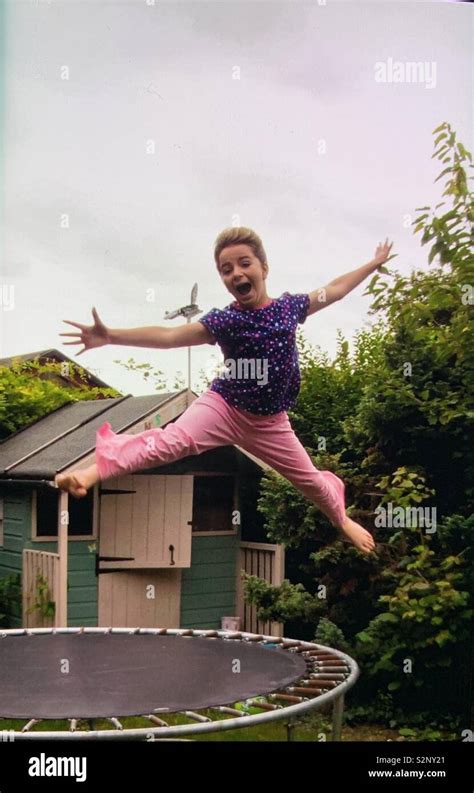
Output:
[1, 0, 470, 389]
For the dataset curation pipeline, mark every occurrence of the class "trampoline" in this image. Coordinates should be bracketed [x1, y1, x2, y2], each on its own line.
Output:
[0, 627, 359, 741]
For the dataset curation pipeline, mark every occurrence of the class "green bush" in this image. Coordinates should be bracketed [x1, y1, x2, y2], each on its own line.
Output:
[243, 123, 474, 727]
[0, 573, 22, 628]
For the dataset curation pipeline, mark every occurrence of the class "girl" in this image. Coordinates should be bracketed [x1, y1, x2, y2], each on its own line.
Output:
[56, 227, 393, 554]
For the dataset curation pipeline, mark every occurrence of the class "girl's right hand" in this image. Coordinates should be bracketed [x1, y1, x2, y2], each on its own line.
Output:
[60, 307, 111, 356]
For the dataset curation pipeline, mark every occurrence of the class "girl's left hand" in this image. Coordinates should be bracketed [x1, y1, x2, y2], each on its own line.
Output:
[373, 238, 394, 269]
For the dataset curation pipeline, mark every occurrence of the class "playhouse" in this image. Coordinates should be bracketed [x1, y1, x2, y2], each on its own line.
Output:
[0, 389, 284, 634]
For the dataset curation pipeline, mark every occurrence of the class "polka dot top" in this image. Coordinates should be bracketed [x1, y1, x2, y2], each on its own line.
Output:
[199, 291, 310, 415]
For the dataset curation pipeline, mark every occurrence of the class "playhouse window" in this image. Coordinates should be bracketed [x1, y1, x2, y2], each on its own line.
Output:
[36, 489, 94, 537]
[192, 476, 235, 533]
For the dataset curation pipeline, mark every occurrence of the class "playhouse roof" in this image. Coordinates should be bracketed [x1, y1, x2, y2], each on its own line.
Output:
[0, 390, 268, 483]
[0, 348, 114, 391]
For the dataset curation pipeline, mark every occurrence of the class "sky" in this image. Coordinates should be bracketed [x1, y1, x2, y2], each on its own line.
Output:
[0, 0, 472, 396]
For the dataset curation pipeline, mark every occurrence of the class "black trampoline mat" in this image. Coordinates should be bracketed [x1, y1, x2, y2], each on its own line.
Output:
[0, 633, 307, 719]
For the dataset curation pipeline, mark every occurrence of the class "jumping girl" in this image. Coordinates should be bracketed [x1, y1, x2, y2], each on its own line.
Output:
[56, 227, 393, 554]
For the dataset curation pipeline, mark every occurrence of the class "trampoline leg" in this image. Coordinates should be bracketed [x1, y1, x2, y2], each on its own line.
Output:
[332, 694, 344, 741]
[286, 720, 296, 741]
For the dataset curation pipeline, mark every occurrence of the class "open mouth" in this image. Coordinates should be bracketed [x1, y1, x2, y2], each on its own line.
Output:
[236, 283, 252, 296]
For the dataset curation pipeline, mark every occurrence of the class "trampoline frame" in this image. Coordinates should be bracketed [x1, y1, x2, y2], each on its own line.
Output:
[0, 627, 359, 741]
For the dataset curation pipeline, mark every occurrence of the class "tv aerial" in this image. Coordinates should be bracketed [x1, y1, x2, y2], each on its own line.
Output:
[164, 283, 202, 393]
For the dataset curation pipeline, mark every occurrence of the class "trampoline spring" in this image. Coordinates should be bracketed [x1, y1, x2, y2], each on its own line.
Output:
[147, 715, 170, 727]
[26, 628, 50, 636]
[313, 665, 349, 674]
[299, 678, 337, 688]
[314, 658, 347, 666]
[183, 711, 212, 723]
[305, 651, 341, 658]
[77, 627, 108, 634]
[108, 627, 134, 635]
[309, 672, 347, 680]
[306, 678, 340, 687]
[270, 693, 303, 704]
[215, 707, 246, 717]
[138, 627, 167, 635]
[246, 700, 279, 712]
[107, 718, 123, 730]
[69, 719, 78, 732]
[288, 686, 326, 696]
[22, 719, 41, 732]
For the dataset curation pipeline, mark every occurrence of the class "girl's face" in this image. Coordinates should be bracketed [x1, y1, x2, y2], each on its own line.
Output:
[218, 244, 269, 308]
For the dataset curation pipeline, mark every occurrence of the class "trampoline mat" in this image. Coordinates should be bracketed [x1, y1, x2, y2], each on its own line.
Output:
[0, 633, 308, 719]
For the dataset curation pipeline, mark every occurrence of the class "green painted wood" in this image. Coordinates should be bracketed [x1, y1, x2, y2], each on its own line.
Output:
[0, 490, 97, 627]
[181, 576, 235, 596]
[182, 592, 236, 610]
[1, 481, 249, 632]
[66, 602, 97, 620]
[68, 586, 98, 604]
[180, 533, 240, 629]
[189, 546, 236, 565]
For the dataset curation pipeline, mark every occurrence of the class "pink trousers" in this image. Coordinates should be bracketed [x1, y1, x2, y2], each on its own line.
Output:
[95, 389, 346, 528]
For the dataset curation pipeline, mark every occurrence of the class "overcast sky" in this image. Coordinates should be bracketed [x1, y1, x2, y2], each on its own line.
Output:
[1, 0, 471, 396]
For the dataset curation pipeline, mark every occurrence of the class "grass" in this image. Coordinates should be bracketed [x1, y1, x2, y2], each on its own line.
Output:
[0, 712, 458, 741]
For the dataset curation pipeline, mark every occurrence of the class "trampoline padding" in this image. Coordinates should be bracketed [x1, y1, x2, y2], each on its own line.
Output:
[0, 634, 308, 719]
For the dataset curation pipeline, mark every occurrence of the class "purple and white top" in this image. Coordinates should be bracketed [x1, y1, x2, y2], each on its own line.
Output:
[198, 291, 310, 415]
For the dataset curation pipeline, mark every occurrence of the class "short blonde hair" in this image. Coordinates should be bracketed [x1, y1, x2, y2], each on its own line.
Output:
[214, 227, 268, 270]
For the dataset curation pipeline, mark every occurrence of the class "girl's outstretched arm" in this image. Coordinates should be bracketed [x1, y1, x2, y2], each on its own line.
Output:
[307, 238, 394, 316]
[60, 307, 214, 355]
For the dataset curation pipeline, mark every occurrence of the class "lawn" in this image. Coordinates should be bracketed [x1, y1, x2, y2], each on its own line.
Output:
[0, 712, 457, 741]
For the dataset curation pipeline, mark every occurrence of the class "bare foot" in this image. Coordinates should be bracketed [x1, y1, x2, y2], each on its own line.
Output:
[55, 465, 99, 498]
[339, 516, 375, 554]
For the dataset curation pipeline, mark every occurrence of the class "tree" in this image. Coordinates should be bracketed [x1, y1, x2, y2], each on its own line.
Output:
[0, 359, 121, 437]
[243, 123, 474, 725]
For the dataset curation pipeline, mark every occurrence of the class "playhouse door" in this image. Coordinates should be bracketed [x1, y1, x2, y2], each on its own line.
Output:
[96, 473, 193, 627]
[98, 568, 181, 628]
[97, 473, 193, 569]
